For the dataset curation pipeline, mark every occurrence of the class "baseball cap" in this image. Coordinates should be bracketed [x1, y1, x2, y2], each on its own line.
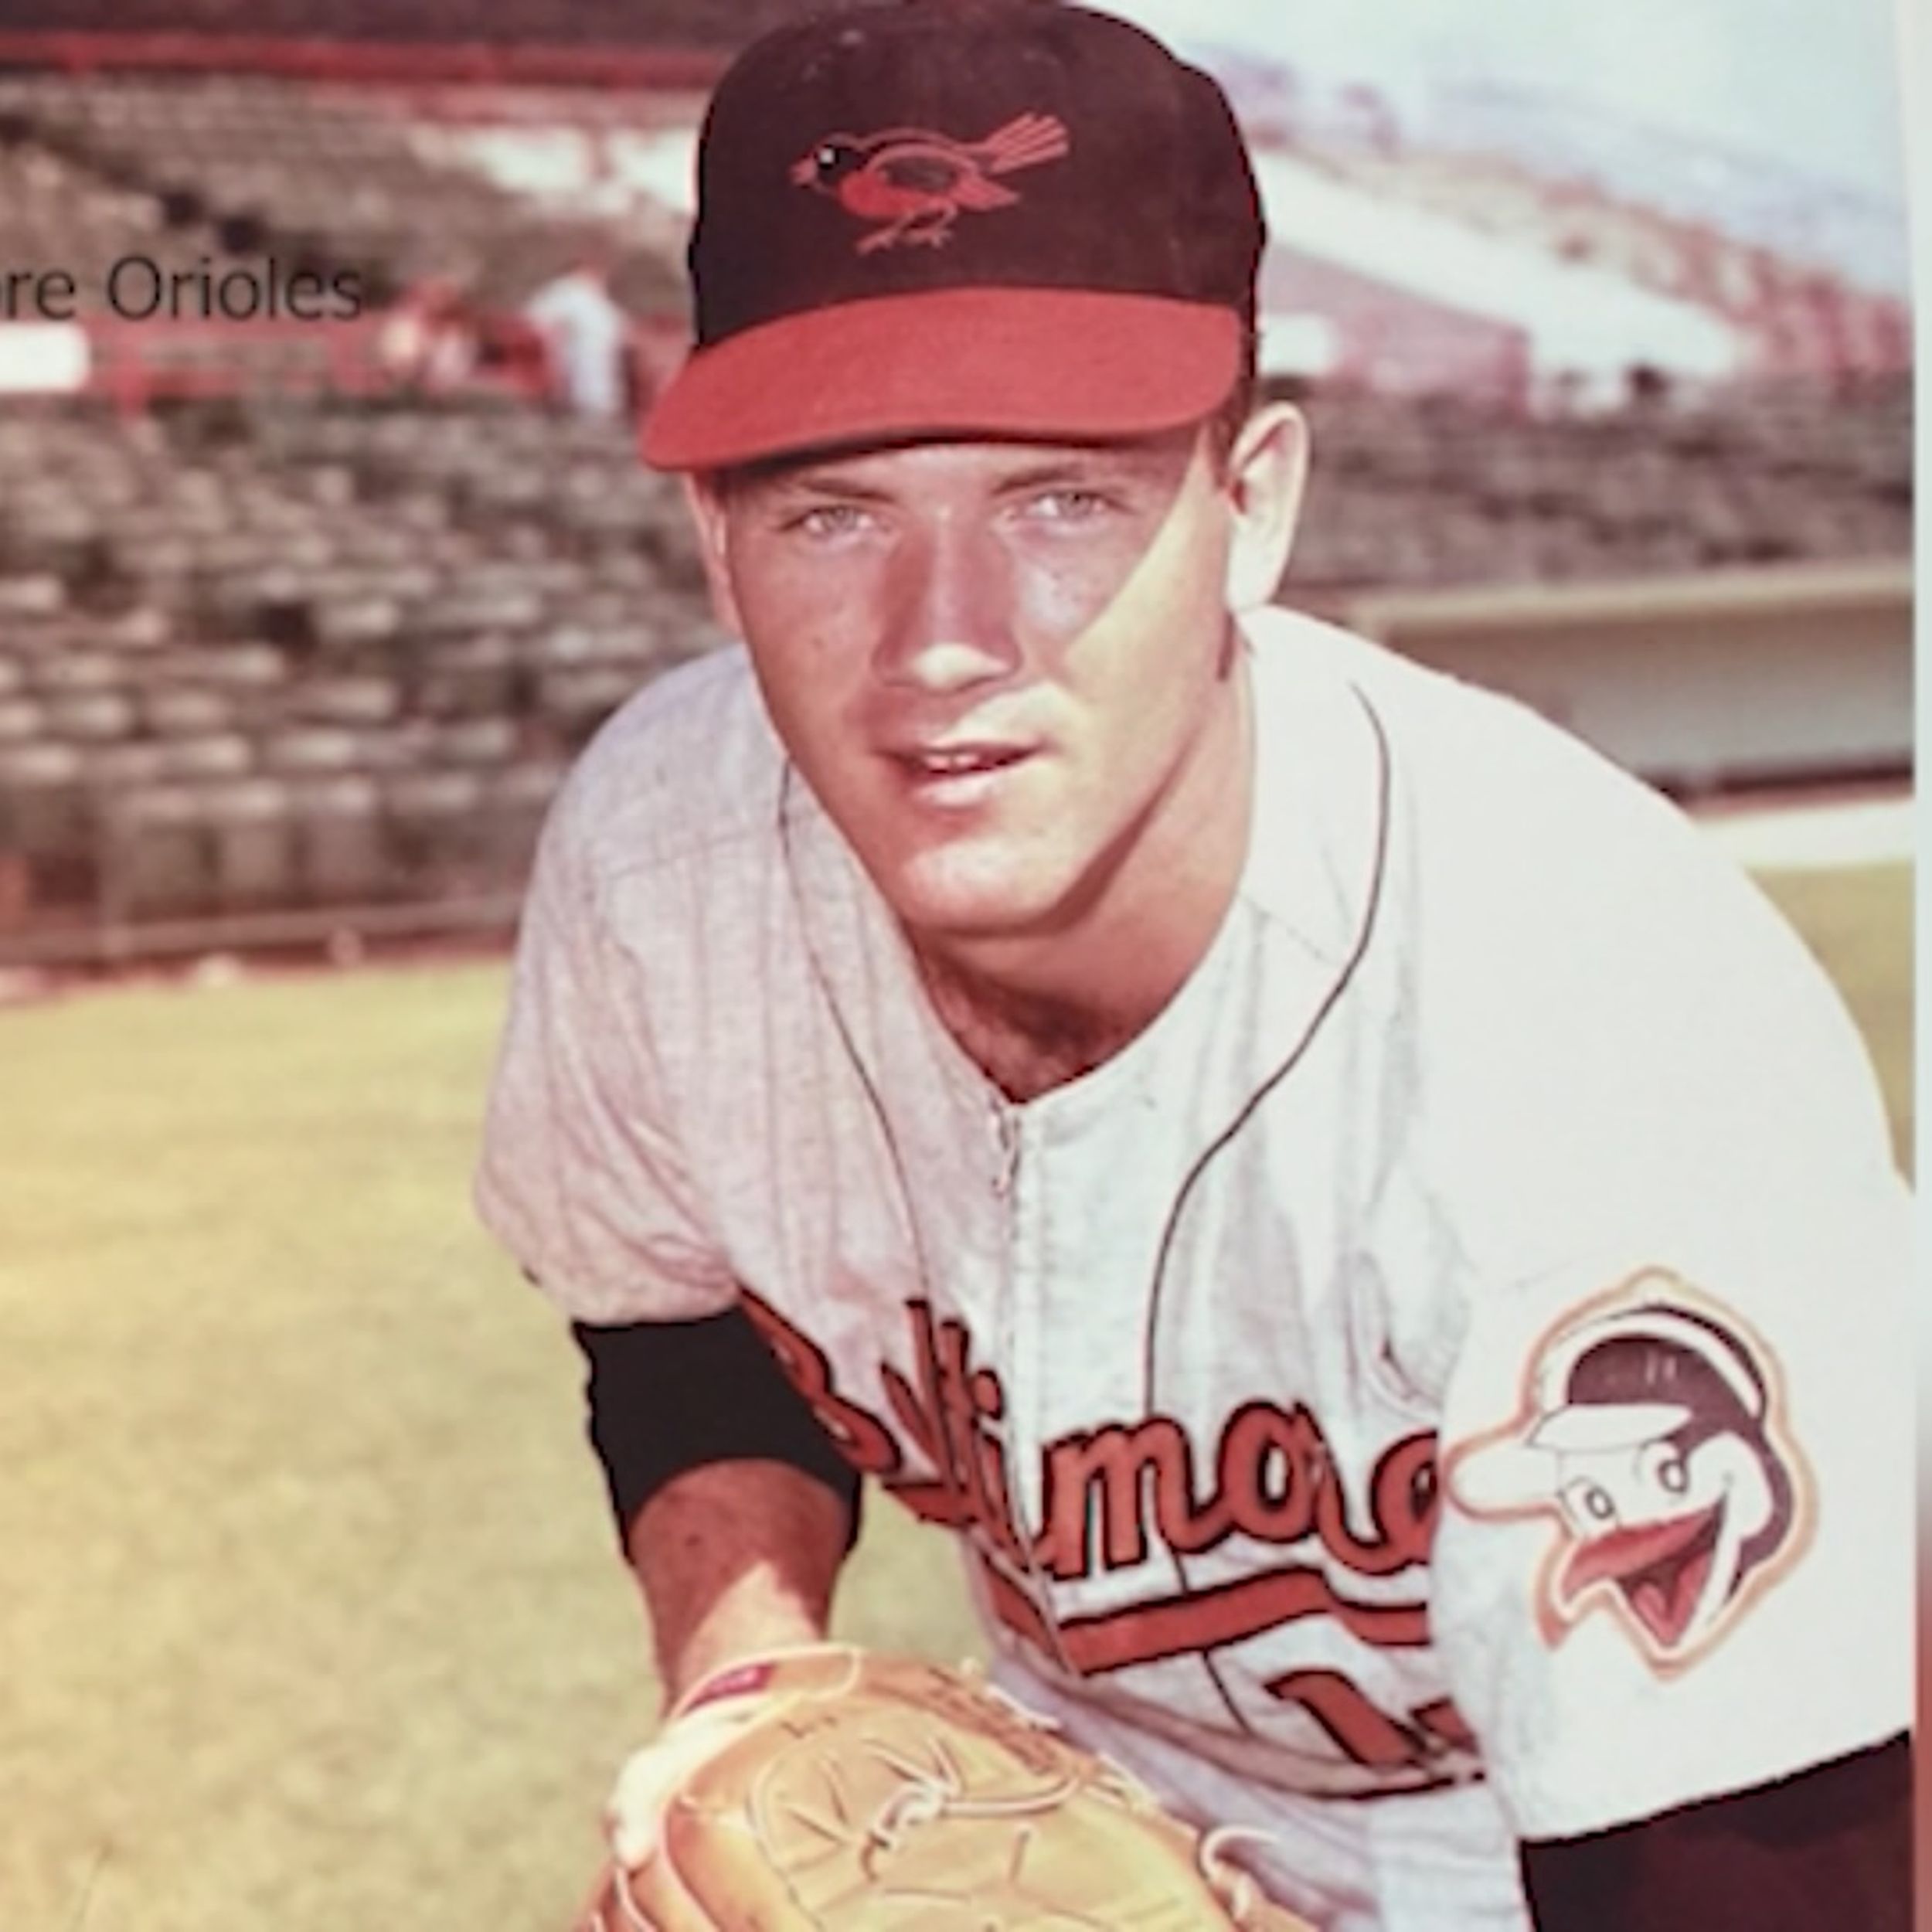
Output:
[641, 0, 1264, 471]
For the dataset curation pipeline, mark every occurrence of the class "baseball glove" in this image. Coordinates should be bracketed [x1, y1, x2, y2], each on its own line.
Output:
[580, 1645, 1311, 1930]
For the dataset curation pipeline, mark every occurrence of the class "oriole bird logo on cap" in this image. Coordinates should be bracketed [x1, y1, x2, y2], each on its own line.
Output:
[790, 112, 1071, 254]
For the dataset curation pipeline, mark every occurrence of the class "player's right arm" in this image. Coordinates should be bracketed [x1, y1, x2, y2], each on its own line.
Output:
[475, 740, 859, 1702]
[573, 1307, 861, 1700]
[566, 1310, 860, 1928]
[478, 746, 873, 1925]
[626, 1458, 849, 1702]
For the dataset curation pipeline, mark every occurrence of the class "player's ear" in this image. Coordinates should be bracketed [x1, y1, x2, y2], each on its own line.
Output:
[682, 473, 747, 636]
[1219, 401, 1308, 614]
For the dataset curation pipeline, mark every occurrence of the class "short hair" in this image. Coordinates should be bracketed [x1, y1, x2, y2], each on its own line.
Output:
[1202, 335, 1261, 474]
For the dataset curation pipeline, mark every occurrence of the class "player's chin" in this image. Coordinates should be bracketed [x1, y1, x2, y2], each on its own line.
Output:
[880, 838, 1075, 942]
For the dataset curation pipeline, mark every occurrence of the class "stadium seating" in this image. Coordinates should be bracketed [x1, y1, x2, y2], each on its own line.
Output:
[0, 71, 682, 318]
[0, 373, 1908, 946]
[1291, 376, 1910, 589]
[0, 9, 1910, 957]
[0, 396, 719, 934]
[0, 116, 233, 307]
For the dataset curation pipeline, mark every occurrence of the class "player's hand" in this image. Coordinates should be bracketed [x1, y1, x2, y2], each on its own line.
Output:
[573, 1644, 854, 1931]
[574, 1643, 1313, 1931]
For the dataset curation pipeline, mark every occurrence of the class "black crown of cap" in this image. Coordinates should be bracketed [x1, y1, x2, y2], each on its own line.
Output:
[685, 0, 1264, 347]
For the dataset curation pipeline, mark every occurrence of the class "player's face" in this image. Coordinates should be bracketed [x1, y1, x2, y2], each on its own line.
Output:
[685, 409, 1304, 946]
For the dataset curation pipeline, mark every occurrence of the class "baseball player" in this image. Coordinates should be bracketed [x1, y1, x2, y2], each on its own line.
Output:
[476, 4, 1912, 1926]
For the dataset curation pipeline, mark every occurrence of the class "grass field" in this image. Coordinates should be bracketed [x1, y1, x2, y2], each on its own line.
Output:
[0, 859, 1908, 1930]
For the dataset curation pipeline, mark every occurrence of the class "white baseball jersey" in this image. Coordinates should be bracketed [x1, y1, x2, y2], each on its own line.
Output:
[476, 607, 1911, 1928]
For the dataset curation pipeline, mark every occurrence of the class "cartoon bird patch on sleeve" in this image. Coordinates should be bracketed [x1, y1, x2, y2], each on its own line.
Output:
[1444, 1272, 1813, 1672]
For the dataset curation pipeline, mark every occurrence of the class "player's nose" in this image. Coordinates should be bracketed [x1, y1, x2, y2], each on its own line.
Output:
[871, 516, 1019, 692]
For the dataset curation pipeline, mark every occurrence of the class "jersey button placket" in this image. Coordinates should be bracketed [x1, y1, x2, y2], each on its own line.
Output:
[995, 1100, 1034, 1530]
[996, 1104, 1069, 1668]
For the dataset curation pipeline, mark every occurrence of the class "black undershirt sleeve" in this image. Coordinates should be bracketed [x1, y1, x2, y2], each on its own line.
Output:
[571, 1307, 863, 1554]
[1519, 1733, 1910, 1931]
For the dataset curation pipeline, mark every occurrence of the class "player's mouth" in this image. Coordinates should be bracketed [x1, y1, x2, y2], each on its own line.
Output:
[1558, 1505, 1723, 1651]
[886, 740, 1038, 807]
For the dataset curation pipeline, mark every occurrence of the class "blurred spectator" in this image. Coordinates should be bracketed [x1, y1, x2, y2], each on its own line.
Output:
[378, 275, 477, 395]
[522, 253, 631, 420]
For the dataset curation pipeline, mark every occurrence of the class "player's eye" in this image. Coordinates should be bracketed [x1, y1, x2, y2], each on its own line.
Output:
[1641, 1444, 1690, 1495]
[1019, 487, 1114, 526]
[784, 502, 874, 540]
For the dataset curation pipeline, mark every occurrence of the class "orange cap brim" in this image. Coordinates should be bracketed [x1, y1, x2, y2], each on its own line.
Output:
[640, 287, 1243, 471]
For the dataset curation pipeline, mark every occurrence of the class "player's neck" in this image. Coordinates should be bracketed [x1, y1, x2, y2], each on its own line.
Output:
[909, 658, 1253, 1104]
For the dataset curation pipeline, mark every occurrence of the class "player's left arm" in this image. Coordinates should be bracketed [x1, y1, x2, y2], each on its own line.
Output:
[1426, 830, 1913, 1896]
[1519, 1731, 1910, 1930]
